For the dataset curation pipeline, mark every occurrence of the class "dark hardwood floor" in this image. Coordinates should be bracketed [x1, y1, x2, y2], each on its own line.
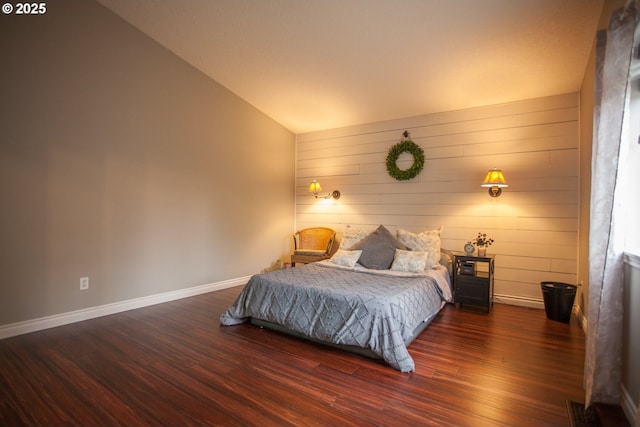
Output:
[0, 286, 588, 426]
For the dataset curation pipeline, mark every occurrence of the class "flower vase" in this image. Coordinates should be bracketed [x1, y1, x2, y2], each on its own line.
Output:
[477, 246, 487, 257]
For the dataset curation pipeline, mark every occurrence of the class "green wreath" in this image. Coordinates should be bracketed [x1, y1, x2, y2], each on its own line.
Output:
[386, 139, 425, 181]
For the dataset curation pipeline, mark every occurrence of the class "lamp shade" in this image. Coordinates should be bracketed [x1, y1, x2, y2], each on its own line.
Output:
[309, 180, 322, 193]
[481, 169, 508, 188]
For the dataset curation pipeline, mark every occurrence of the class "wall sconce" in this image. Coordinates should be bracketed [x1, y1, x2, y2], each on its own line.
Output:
[481, 168, 508, 197]
[309, 180, 340, 199]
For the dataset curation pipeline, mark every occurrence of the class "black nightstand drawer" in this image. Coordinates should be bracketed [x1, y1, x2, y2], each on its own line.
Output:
[456, 276, 489, 298]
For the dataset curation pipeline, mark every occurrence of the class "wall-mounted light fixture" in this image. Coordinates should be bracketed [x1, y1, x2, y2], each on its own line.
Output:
[309, 180, 340, 199]
[481, 168, 508, 197]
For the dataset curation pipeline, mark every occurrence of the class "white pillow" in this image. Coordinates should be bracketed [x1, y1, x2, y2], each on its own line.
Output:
[390, 249, 429, 273]
[396, 227, 442, 269]
[339, 228, 374, 250]
[330, 249, 363, 268]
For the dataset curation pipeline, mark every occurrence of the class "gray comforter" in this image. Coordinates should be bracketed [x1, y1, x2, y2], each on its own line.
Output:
[220, 262, 448, 372]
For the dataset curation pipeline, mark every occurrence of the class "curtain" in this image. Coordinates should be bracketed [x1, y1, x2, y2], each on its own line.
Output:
[585, 5, 637, 407]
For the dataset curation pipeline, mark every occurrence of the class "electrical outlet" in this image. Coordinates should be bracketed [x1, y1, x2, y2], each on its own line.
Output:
[80, 277, 89, 290]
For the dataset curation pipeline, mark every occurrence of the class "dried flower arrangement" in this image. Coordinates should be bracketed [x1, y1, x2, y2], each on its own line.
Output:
[473, 232, 494, 247]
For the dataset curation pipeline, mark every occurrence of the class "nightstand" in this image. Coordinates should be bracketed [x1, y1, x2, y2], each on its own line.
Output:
[454, 254, 495, 312]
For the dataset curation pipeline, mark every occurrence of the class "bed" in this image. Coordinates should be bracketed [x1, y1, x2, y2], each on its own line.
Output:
[220, 225, 454, 373]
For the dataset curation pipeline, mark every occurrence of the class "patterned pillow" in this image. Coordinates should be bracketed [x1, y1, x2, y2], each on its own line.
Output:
[355, 225, 407, 270]
[390, 249, 429, 273]
[339, 227, 374, 250]
[329, 249, 362, 268]
[396, 227, 442, 269]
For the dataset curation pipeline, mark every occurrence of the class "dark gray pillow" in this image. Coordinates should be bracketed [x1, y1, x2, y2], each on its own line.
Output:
[355, 225, 407, 269]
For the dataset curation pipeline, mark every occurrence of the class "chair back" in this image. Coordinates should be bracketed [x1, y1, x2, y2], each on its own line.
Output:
[294, 227, 336, 254]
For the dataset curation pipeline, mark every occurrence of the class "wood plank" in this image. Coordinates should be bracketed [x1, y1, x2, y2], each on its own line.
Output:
[297, 122, 578, 160]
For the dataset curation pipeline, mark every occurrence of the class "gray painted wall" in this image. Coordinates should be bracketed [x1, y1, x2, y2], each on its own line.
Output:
[0, 0, 295, 326]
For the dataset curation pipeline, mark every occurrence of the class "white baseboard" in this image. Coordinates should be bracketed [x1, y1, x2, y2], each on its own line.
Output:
[0, 276, 250, 340]
[575, 304, 588, 332]
[493, 294, 587, 329]
[493, 293, 545, 309]
[621, 384, 638, 427]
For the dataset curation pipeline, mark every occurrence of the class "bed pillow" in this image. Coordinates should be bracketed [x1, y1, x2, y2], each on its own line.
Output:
[355, 225, 407, 270]
[390, 249, 429, 273]
[339, 227, 374, 250]
[396, 227, 442, 269]
[329, 249, 362, 268]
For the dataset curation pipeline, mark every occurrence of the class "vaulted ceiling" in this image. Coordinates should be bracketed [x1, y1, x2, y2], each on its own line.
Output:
[97, 0, 603, 134]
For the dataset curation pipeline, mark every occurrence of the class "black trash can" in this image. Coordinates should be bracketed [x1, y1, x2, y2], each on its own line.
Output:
[541, 282, 577, 323]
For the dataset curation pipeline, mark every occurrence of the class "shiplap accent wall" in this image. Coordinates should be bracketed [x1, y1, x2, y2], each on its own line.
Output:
[295, 93, 579, 307]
